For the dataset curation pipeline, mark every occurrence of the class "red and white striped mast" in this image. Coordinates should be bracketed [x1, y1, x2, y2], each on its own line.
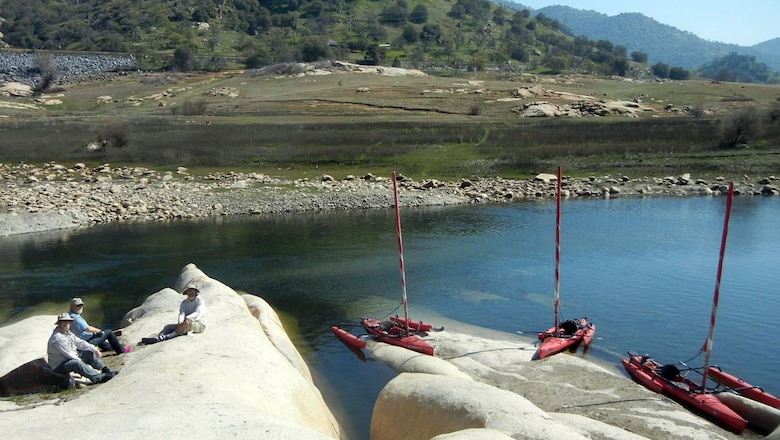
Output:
[553, 167, 562, 336]
[701, 182, 734, 391]
[392, 172, 410, 334]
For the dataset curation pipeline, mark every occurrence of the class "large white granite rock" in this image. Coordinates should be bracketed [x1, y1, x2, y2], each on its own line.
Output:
[0, 263, 339, 439]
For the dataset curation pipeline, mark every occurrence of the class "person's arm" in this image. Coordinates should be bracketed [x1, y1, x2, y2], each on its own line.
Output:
[71, 314, 102, 338]
[184, 297, 205, 322]
[73, 336, 102, 357]
[178, 301, 186, 324]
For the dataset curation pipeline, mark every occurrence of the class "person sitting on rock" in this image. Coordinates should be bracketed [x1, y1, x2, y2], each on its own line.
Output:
[47, 313, 117, 384]
[69, 297, 132, 355]
[142, 286, 206, 344]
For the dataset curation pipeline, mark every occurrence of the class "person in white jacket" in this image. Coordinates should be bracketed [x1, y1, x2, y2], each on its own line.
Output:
[142, 286, 206, 344]
[47, 313, 117, 384]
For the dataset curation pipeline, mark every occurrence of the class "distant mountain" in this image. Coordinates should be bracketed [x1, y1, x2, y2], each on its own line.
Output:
[752, 38, 780, 64]
[501, 2, 780, 73]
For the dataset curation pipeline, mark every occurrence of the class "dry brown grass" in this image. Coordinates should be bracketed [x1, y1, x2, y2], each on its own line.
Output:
[1, 69, 778, 179]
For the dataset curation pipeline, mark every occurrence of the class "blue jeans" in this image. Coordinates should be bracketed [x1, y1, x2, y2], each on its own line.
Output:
[87, 329, 124, 354]
[54, 350, 106, 384]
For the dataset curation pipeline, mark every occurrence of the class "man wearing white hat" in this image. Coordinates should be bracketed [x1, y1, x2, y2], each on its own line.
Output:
[47, 313, 117, 384]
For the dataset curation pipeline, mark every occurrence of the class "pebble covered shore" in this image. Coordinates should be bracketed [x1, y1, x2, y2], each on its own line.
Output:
[1, 162, 778, 235]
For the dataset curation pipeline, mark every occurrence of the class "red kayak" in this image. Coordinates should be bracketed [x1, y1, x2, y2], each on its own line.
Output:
[389, 316, 433, 332]
[707, 366, 780, 408]
[361, 317, 435, 356]
[622, 353, 747, 433]
[535, 317, 595, 360]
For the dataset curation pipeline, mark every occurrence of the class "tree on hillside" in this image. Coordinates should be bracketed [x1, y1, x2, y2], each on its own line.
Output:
[401, 24, 419, 44]
[380, 2, 409, 25]
[492, 7, 507, 25]
[631, 51, 648, 63]
[652, 62, 670, 78]
[172, 46, 194, 71]
[612, 57, 629, 76]
[669, 66, 690, 80]
[543, 53, 567, 74]
[300, 37, 329, 62]
[364, 43, 386, 65]
[420, 24, 442, 48]
[410, 5, 428, 24]
[449, 0, 492, 21]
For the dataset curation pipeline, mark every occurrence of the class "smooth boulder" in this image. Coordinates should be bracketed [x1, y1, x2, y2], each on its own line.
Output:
[0, 263, 340, 439]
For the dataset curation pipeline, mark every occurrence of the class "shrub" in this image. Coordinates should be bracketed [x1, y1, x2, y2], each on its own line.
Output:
[718, 107, 765, 147]
[689, 106, 705, 118]
[32, 54, 58, 96]
[172, 46, 194, 71]
[96, 122, 129, 149]
[173, 100, 208, 116]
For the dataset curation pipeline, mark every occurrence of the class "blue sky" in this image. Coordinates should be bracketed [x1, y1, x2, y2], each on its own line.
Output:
[514, 1, 779, 46]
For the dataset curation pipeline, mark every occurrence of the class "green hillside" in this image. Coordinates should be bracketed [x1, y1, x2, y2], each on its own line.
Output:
[0, 0, 651, 77]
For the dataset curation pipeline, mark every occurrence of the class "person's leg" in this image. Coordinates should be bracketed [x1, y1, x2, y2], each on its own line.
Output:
[87, 332, 112, 351]
[102, 329, 127, 354]
[142, 324, 179, 344]
[160, 323, 178, 336]
[162, 323, 182, 340]
[174, 321, 192, 336]
[189, 321, 205, 334]
[54, 359, 105, 384]
[79, 350, 107, 372]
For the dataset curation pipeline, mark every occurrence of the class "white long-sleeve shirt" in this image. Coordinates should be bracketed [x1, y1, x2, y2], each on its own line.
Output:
[47, 326, 99, 369]
[178, 295, 206, 325]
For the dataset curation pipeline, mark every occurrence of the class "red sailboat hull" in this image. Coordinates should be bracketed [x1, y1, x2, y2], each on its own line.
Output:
[708, 366, 780, 408]
[622, 353, 747, 433]
[535, 318, 595, 360]
[361, 317, 435, 356]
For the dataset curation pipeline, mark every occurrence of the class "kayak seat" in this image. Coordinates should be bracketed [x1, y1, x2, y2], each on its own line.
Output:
[659, 364, 680, 381]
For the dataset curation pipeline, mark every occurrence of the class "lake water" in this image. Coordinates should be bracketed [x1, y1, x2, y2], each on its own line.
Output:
[1, 196, 778, 439]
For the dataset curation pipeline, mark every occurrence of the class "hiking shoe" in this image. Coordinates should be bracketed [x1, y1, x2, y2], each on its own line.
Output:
[123, 346, 133, 353]
[100, 371, 116, 383]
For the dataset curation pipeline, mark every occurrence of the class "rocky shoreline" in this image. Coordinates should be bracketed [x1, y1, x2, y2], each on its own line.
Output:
[0, 52, 138, 86]
[1, 161, 778, 236]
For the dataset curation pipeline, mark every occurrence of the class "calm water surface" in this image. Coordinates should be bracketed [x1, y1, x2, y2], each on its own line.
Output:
[1, 196, 778, 439]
